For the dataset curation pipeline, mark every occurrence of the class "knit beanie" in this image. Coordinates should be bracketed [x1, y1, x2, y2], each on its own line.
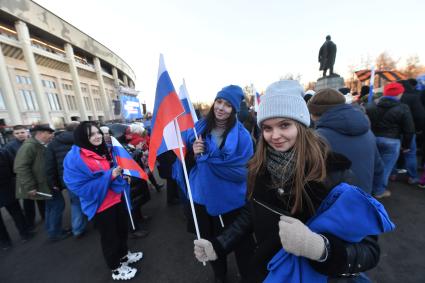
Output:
[307, 88, 346, 116]
[257, 80, 310, 127]
[383, 82, 404, 97]
[215, 85, 244, 112]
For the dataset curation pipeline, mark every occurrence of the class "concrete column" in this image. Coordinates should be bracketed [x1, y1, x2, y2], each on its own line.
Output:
[93, 57, 111, 120]
[0, 45, 22, 125]
[15, 21, 51, 125]
[123, 74, 128, 87]
[112, 67, 119, 87]
[64, 43, 88, 120]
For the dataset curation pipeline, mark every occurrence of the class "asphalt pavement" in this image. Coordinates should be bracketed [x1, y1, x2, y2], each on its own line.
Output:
[0, 178, 424, 283]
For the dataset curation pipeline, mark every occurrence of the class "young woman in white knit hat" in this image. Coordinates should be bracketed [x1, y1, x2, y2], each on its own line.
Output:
[193, 80, 395, 283]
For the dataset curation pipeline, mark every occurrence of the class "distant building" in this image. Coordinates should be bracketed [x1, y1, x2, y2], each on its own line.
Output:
[0, 0, 137, 127]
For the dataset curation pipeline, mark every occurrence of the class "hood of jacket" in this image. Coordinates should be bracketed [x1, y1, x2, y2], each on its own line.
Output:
[377, 97, 400, 109]
[315, 104, 369, 136]
[54, 131, 74, 145]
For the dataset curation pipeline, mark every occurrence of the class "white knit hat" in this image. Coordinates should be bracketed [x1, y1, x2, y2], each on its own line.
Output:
[257, 80, 310, 127]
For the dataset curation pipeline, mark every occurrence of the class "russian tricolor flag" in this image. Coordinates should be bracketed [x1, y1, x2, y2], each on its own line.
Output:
[148, 54, 185, 171]
[177, 79, 198, 131]
[111, 136, 148, 181]
[253, 86, 261, 112]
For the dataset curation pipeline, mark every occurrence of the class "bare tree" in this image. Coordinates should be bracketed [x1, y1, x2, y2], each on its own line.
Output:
[375, 52, 398, 71]
[402, 55, 425, 78]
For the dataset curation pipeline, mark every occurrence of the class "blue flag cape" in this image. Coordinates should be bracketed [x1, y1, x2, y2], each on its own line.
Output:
[63, 145, 130, 220]
[264, 182, 395, 283]
[172, 119, 253, 216]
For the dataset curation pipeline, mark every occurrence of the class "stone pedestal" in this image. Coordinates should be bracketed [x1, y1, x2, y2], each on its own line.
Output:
[315, 75, 344, 91]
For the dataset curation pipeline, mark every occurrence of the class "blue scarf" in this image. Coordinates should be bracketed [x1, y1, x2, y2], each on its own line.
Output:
[63, 145, 130, 220]
[173, 119, 253, 216]
[264, 182, 395, 283]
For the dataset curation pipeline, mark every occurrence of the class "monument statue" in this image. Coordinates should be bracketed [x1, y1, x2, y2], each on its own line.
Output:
[318, 35, 337, 77]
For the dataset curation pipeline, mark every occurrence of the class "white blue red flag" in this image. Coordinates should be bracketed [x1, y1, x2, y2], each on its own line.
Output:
[254, 86, 261, 112]
[178, 79, 198, 130]
[148, 54, 185, 171]
[111, 136, 148, 181]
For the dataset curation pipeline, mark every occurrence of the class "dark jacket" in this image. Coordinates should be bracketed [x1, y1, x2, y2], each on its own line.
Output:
[315, 104, 383, 194]
[210, 153, 380, 282]
[366, 97, 415, 149]
[45, 131, 74, 190]
[0, 139, 24, 206]
[400, 90, 425, 132]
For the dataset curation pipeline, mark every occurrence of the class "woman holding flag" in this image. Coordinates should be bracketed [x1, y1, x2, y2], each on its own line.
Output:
[63, 122, 143, 281]
[193, 81, 395, 283]
[184, 85, 256, 283]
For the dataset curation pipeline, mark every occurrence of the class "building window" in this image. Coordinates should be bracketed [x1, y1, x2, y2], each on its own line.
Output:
[0, 89, 6, 110]
[46, 92, 61, 111]
[65, 95, 77, 111]
[19, 90, 37, 111]
[83, 97, 91, 110]
[94, 98, 102, 111]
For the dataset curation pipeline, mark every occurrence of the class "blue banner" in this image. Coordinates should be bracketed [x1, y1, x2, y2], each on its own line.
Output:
[120, 95, 142, 120]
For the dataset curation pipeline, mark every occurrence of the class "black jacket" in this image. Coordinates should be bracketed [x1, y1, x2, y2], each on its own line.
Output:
[400, 91, 425, 132]
[0, 139, 23, 206]
[366, 97, 415, 148]
[45, 131, 74, 189]
[210, 153, 380, 282]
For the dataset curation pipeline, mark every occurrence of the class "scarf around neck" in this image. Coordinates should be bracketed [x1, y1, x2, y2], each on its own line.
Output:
[265, 146, 296, 190]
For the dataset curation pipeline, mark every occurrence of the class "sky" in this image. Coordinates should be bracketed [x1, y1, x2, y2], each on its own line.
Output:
[34, 0, 425, 110]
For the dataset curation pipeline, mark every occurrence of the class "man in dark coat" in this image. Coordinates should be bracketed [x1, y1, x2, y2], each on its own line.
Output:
[0, 125, 32, 249]
[318, 35, 337, 77]
[45, 122, 86, 240]
[308, 89, 384, 194]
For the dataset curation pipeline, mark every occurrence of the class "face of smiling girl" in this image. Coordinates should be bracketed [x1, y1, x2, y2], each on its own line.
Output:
[214, 98, 233, 121]
[89, 126, 103, 146]
[261, 118, 298, 152]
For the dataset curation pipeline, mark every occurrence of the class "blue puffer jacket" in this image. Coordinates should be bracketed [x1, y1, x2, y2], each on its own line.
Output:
[315, 104, 383, 194]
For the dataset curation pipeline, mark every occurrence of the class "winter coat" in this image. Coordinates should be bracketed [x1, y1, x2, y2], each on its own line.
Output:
[14, 138, 50, 200]
[366, 97, 415, 149]
[400, 91, 425, 132]
[45, 131, 74, 190]
[0, 139, 23, 206]
[315, 104, 384, 194]
[210, 153, 381, 282]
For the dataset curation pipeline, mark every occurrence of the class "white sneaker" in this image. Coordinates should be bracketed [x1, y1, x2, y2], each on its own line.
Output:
[112, 264, 137, 280]
[121, 251, 144, 265]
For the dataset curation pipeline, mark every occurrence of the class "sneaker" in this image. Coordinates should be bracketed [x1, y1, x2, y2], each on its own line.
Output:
[111, 264, 137, 280]
[417, 183, 425, 189]
[121, 251, 144, 265]
[396, 169, 407, 174]
[375, 190, 391, 199]
[407, 177, 419, 185]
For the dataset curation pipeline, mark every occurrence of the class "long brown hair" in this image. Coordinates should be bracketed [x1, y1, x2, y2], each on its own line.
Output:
[247, 121, 328, 215]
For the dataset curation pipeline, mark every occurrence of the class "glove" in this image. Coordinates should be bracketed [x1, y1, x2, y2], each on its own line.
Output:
[193, 239, 218, 262]
[278, 215, 325, 261]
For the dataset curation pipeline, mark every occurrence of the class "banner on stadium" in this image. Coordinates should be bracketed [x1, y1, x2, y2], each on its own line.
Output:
[120, 95, 143, 120]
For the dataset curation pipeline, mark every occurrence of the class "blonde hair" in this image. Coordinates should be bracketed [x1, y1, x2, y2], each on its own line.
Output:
[129, 123, 145, 135]
[247, 122, 328, 215]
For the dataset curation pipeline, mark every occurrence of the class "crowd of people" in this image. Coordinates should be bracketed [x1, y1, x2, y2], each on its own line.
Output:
[1, 77, 424, 282]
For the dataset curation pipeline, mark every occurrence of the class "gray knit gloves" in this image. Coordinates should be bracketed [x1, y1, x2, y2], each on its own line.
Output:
[194, 239, 218, 262]
[278, 215, 326, 261]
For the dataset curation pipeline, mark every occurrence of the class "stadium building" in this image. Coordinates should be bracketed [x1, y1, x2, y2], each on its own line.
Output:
[0, 0, 138, 127]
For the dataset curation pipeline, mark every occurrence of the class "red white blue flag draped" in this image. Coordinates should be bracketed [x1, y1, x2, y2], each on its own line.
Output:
[148, 54, 185, 171]
[111, 136, 148, 181]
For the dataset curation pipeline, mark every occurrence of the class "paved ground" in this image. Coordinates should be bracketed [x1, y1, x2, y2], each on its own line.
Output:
[0, 178, 424, 283]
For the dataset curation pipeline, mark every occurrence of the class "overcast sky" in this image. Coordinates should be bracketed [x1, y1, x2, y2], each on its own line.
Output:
[34, 0, 425, 110]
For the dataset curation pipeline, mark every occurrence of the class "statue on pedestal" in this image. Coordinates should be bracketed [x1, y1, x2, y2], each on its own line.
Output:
[318, 35, 337, 77]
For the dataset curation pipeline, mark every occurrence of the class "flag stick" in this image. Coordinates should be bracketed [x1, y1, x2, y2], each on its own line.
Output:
[174, 119, 206, 266]
[123, 188, 136, 231]
[219, 215, 224, 228]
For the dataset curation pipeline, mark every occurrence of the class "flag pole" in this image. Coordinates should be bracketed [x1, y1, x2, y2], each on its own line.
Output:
[123, 186, 136, 231]
[173, 119, 206, 266]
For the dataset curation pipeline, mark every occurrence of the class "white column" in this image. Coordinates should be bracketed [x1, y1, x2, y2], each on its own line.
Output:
[112, 67, 119, 87]
[64, 43, 88, 120]
[15, 21, 51, 125]
[0, 45, 22, 125]
[56, 78, 71, 123]
[123, 74, 128, 87]
[86, 87, 98, 120]
[93, 57, 111, 120]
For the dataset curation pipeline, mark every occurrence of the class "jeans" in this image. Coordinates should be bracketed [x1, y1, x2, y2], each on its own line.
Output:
[374, 137, 401, 195]
[403, 134, 418, 180]
[68, 190, 87, 236]
[44, 190, 65, 238]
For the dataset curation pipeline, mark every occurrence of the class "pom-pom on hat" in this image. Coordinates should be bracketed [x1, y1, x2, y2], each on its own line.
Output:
[257, 80, 310, 127]
[383, 82, 404, 97]
[215, 85, 244, 112]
